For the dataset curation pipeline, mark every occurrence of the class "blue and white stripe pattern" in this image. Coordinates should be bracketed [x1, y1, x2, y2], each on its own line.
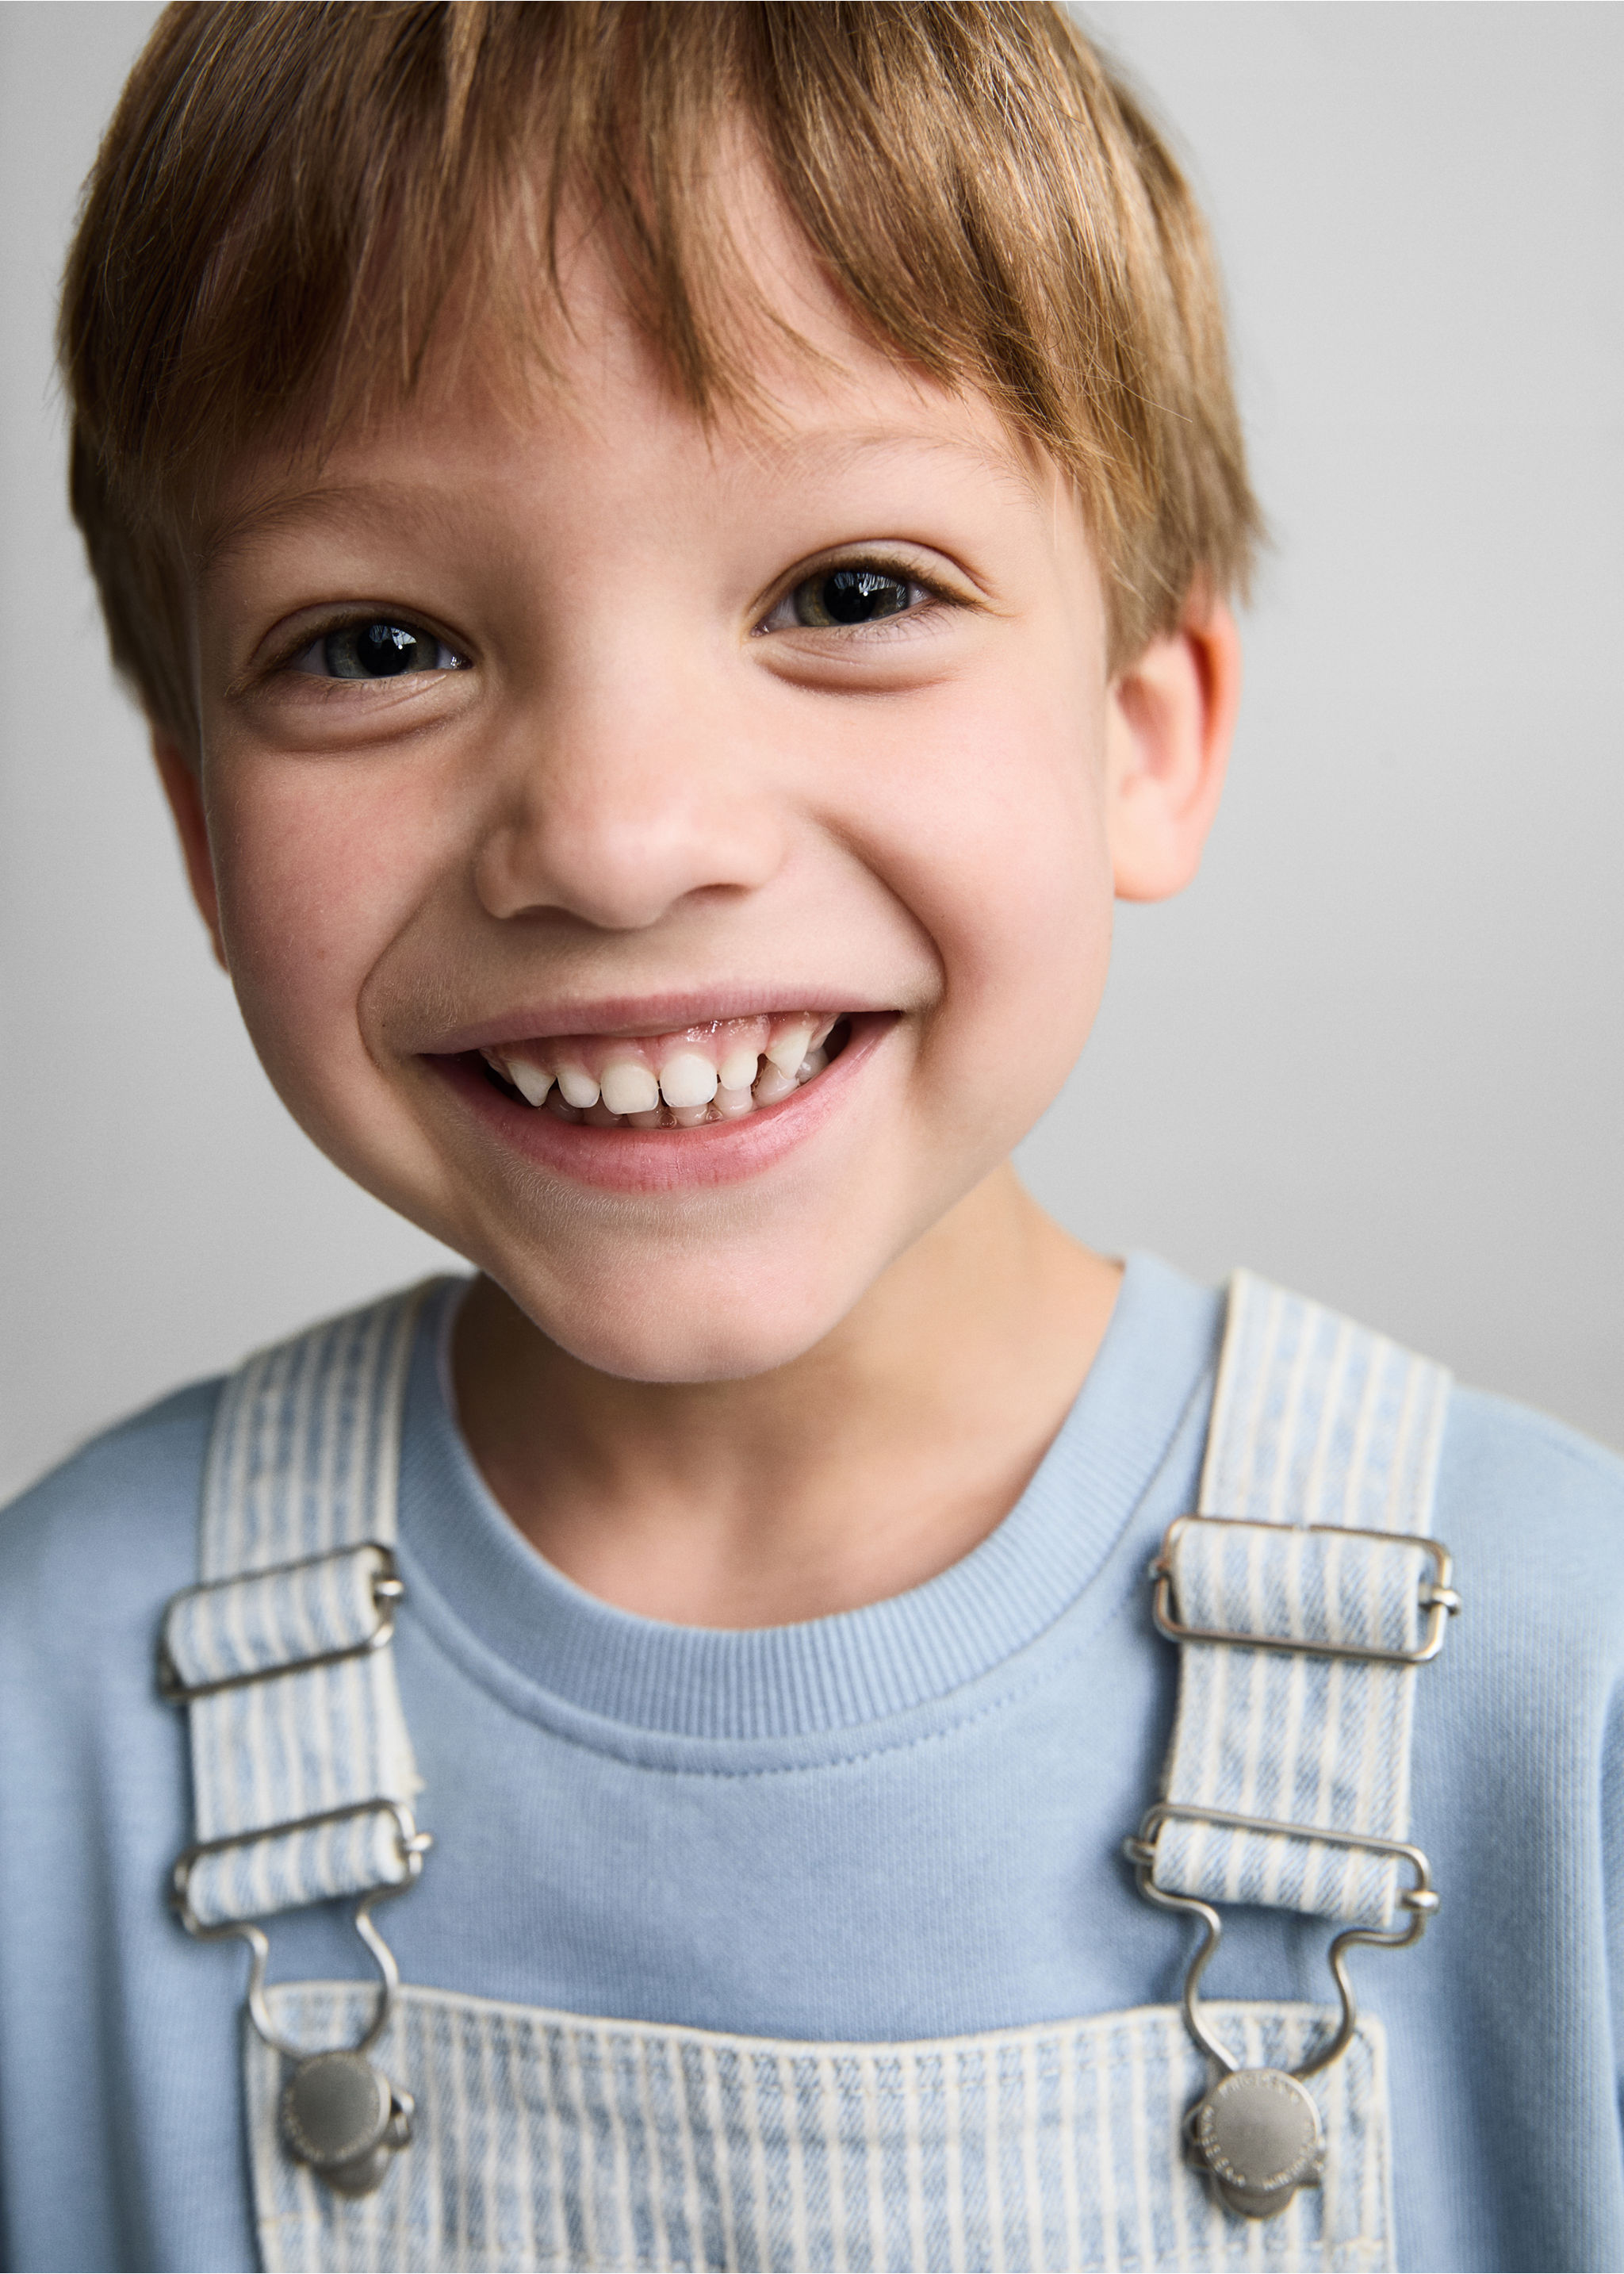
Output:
[175, 1271, 1417, 2262]
[1150, 1274, 1452, 1931]
[245, 1984, 1394, 2273]
[165, 1542, 393, 1685]
[170, 1290, 430, 1927]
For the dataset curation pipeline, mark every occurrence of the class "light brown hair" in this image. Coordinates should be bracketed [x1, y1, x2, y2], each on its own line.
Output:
[59, 0, 1262, 754]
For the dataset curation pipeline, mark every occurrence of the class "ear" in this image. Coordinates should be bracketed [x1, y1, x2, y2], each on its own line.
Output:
[1104, 593, 1242, 903]
[151, 728, 228, 970]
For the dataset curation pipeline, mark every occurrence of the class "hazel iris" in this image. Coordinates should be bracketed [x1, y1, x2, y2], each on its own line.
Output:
[793, 568, 911, 628]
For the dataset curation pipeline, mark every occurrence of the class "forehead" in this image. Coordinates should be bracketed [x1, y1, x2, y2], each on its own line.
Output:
[201, 170, 1064, 572]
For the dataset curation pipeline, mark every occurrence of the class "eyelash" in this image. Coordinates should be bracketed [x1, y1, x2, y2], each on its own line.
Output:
[756, 554, 959, 639]
[281, 616, 468, 685]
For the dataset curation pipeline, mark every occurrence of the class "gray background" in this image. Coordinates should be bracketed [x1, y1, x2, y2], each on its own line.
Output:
[2, 2, 1619, 1505]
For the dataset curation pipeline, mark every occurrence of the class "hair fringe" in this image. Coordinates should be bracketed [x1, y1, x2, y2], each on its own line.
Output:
[60, 0, 1265, 752]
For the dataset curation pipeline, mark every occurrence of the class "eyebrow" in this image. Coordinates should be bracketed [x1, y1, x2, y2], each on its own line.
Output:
[738, 419, 1047, 499]
[201, 416, 1046, 571]
[200, 481, 475, 573]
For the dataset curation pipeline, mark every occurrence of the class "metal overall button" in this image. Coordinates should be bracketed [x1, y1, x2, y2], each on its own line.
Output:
[1184, 2066, 1324, 2219]
[280, 2048, 416, 2197]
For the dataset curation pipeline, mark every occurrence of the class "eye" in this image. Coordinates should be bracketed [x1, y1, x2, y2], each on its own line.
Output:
[795, 566, 914, 627]
[291, 619, 465, 681]
[762, 562, 930, 634]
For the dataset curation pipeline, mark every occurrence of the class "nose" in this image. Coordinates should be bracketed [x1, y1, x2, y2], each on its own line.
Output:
[471, 646, 787, 933]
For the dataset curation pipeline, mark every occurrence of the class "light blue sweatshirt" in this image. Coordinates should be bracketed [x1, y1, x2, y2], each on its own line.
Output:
[1, 1256, 1620, 2272]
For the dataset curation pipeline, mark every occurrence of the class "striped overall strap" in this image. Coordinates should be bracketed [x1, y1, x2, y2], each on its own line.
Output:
[1147, 1272, 1454, 1931]
[161, 1287, 433, 1928]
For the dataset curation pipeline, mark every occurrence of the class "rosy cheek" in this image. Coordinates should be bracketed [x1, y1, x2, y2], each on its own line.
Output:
[925, 696, 1109, 981]
[211, 761, 415, 1083]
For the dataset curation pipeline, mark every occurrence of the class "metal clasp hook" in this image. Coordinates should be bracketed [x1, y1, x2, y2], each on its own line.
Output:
[1124, 1801, 1440, 2218]
[180, 1877, 415, 2064]
[1124, 1800, 1438, 2080]
[173, 1807, 432, 2195]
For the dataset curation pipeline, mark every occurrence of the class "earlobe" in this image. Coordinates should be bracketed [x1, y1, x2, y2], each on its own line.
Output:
[151, 729, 228, 970]
[1105, 596, 1242, 903]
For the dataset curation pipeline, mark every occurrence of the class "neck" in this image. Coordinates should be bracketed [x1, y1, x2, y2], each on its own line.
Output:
[453, 1163, 1120, 1628]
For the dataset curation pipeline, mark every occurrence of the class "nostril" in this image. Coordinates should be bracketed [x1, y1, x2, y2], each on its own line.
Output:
[472, 771, 788, 932]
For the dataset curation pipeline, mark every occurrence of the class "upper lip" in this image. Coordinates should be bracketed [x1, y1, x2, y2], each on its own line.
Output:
[417, 986, 895, 1056]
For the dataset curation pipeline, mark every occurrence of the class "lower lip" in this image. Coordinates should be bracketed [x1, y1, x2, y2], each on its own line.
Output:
[426, 1014, 894, 1195]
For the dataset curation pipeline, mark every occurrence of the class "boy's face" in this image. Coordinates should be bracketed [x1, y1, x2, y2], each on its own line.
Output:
[173, 193, 1228, 1382]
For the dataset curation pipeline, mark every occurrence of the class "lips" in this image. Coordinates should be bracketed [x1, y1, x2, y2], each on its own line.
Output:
[424, 1007, 892, 1194]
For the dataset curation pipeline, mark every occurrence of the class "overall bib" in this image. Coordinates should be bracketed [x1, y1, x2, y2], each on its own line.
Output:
[159, 1275, 1456, 2273]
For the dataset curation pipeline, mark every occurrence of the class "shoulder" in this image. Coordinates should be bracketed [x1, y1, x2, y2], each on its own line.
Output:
[1437, 1379, 1624, 1558]
[1218, 1267, 1624, 1689]
[2, 1375, 222, 1558]
[0, 1378, 223, 1694]
[1433, 1380, 1624, 1704]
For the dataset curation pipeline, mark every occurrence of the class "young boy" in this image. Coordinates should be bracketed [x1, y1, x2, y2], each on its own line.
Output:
[3, 5, 1619, 2271]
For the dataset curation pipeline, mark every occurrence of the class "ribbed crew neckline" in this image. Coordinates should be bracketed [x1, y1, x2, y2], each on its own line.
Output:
[397, 1253, 1222, 1743]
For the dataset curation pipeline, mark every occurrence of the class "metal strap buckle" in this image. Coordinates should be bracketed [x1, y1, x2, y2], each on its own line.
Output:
[156, 1542, 404, 1701]
[1151, 1514, 1461, 1667]
[170, 1796, 432, 1936]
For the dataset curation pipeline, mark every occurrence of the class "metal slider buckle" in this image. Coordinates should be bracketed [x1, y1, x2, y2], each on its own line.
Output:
[1151, 1514, 1461, 1667]
[170, 1795, 433, 1935]
[156, 1542, 404, 1701]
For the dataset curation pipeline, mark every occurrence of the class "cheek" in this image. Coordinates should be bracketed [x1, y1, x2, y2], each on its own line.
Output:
[848, 679, 1115, 1108]
[207, 757, 432, 1110]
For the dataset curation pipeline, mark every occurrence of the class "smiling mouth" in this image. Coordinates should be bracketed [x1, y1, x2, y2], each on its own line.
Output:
[471, 1011, 855, 1129]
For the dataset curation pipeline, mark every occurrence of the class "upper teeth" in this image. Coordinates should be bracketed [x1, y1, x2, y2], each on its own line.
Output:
[508, 1058, 553, 1107]
[656, 1050, 718, 1109]
[764, 1020, 814, 1076]
[600, 1061, 661, 1115]
[555, 1067, 601, 1110]
[717, 1043, 760, 1092]
[481, 1011, 848, 1129]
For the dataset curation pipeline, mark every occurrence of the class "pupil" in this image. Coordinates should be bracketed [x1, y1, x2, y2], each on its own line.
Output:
[358, 622, 419, 676]
[821, 569, 903, 624]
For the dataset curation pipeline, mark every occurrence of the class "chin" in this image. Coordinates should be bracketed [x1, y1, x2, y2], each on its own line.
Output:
[499, 1255, 864, 1385]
